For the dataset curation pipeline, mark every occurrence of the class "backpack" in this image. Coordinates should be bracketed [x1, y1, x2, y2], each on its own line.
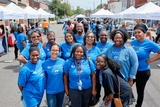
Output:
[67, 25, 73, 31]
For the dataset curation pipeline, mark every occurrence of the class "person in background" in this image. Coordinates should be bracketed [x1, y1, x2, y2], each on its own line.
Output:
[96, 54, 132, 107]
[62, 21, 68, 35]
[96, 30, 113, 54]
[63, 45, 96, 107]
[131, 24, 160, 107]
[43, 44, 65, 107]
[13, 19, 18, 28]
[74, 23, 85, 44]
[73, 19, 77, 25]
[16, 26, 27, 66]
[119, 23, 129, 32]
[96, 21, 103, 41]
[109, 19, 113, 33]
[43, 31, 60, 59]
[83, 20, 89, 34]
[18, 29, 46, 64]
[10, 26, 18, 59]
[0, 26, 4, 56]
[91, 20, 96, 36]
[60, 31, 79, 60]
[18, 45, 46, 107]
[146, 31, 152, 41]
[42, 19, 49, 35]
[0, 25, 8, 53]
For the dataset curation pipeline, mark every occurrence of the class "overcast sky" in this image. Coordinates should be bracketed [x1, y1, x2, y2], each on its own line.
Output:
[67, 0, 108, 10]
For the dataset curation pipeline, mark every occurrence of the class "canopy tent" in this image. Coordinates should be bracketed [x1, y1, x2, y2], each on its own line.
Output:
[114, 6, 135, 18]
[24, 6, 41, 19]
[124, 2, 160, 19]
[75, 14, 86, 18]
[147, 10, 160, 20]
[5, 2, 27, 19]
[90, 8, 115, 18]
[0, 6, 24, 19]
[37, 8, 55, 18]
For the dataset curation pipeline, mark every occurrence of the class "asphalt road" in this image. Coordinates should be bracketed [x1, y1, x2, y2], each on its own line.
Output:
[0, 24, 160, 107]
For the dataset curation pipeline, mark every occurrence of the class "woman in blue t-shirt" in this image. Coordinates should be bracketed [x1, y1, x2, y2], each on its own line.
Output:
[43, 31, 61, 59]
[60, 31, 79, 60]
[131, 24, 160, 107]
[43, 44, 65, 107]
[83, 32, 100, 64]
[63, 45, 96, 107]
[18, 29, 46, 64]
[18, 45, 46, 107]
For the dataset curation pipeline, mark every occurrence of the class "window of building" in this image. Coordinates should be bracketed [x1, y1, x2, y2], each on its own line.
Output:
[18, 0, 21, 1]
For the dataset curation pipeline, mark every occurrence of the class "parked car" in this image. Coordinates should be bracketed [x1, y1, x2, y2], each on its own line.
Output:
[57, 19, 64, 24]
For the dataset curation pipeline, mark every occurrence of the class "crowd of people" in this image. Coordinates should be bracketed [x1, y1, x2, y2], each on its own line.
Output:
[0, 17, 160, 107]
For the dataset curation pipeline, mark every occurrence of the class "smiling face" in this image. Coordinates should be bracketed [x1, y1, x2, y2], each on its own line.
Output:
[76, 23, 84, 34]
[100, 31, 108, 43]
[31, 32, 41, 44]
[74, 46, 84, 61]
[85, 33, 95, 45]
[113, 33, 124, 48]
[47, 32, 55, 44]
[30, 51, 40, 64]
[134, 29, 145, 42]
[50, 45, 60, 59]
[65, 33, 74, 43]
[96, 56, 107, 70]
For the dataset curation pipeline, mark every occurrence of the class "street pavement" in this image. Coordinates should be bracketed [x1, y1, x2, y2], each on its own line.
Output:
[0, 24, 160, 107]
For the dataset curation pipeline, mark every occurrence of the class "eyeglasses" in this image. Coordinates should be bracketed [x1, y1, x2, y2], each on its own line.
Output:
[86, 36, 94, 39]
[32, 36, 40, 39]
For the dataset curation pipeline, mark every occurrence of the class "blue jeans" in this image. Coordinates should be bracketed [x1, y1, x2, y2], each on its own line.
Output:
[46, 91, 64, 107]
[69, 87, 92, 107]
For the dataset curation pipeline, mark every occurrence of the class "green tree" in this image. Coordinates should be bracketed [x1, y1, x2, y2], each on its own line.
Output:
[96, 4, 104, 9]
[49, 0, 74, 18]
[74, 6, 85, 15]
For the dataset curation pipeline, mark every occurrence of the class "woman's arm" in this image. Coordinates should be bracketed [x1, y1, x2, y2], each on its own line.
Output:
[91, 72, 97, 96]
[18, 85, 23, 92]
[104, 94, 114, 106]
[64, 73, 69, 96]
[17, 55, 28, 64]
[21, 41, 26, 47]
[147, 50, 160, 64]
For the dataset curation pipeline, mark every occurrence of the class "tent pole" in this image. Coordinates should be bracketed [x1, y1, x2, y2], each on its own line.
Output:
[3, 19, 13, 63]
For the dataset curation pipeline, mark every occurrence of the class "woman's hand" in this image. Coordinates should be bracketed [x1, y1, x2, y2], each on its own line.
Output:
[104, 94, 113, 106]
[128, 78, 133, 86]
[65, 89, 69, 96]
[92, 90, 97, 96]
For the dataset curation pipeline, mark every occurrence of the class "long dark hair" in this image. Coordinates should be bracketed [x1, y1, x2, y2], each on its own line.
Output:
[69, 45, 87, 59]
[98, 54, 121, 74]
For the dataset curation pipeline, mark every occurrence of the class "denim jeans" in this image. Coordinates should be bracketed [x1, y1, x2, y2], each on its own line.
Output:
[46, 91, 64, 107]
[69, 87, 92, 107]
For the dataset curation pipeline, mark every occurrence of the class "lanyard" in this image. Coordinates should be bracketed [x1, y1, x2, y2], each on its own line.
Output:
[74, 60, 82, 79]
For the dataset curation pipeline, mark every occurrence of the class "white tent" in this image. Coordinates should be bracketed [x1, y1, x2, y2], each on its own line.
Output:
[0, 6, 24, 19]
[147, 10, 160, 20]
[37, 8, 55, 18]
[75, 14, 86, 18]
[124, 2, 160, 19]
[114, 6, 135, 18]
[24, 6, 41, 19]
[5, 2, 27, 19]
[90, 8, 115, 18]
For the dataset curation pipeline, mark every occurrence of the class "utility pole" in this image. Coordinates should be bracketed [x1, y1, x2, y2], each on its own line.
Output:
[56, 0, 58, 18]
[101, 0, 103, 8]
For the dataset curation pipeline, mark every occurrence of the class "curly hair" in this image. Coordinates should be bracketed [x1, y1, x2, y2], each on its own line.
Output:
[110, 29, 129, 43]
[98, 54, 121, 74]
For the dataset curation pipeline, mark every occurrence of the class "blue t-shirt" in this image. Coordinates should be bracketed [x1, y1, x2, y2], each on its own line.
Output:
[84, 46, 101, 64]
[96, 41, 113, 54]
[131, 39, 160, 71]
[43, 43, 61, 59]
[60, 42, 80, 60]
[21, 42, 46, 61]
[18, 60, 46, 107]
[74, 34, 84, 44]
[16, 33, 27, 47]
[43, 58, 65, 94]
[63, 58, 96, 89]
[13, 32, 18, 40]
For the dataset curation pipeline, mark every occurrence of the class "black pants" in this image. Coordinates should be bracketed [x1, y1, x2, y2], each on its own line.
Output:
[135, 69, 150, 107]
[96, 70, 101, 100]
[14, 44, 18, 59]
